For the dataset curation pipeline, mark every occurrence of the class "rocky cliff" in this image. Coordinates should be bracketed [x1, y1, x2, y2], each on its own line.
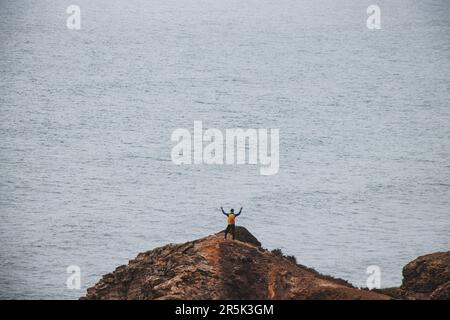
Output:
[376, 251, 450, 300]
[82, 227, 448, 300]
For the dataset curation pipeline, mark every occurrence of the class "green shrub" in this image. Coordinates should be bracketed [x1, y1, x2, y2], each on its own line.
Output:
[271, 248, 283, 256]
[271, 248, 297, 264]
[286, 255, 297, 264]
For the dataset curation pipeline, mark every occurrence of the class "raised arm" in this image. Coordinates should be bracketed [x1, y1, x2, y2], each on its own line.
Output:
[235, 207, 243, 217]
[220, 207, 228, 216]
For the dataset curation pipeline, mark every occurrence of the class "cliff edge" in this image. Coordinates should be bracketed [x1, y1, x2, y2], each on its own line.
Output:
[375, 251, 450, 300]
[83, 227, 390, 300]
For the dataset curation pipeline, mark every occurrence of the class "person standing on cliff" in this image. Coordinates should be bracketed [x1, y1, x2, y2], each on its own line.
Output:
[221, 207, 242, 240]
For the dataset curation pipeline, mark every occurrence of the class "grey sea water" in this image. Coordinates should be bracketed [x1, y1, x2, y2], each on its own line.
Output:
[1, 0, 449, 299]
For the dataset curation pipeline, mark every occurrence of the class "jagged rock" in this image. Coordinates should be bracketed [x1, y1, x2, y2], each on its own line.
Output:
[82, 227, 389, 300]
[430, 281, 450, 300]
[217, 226, 261, 247]
[400, 251, 450, 299]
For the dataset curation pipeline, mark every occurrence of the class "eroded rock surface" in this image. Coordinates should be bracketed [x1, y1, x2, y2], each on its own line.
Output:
[83, 227, 390, 300]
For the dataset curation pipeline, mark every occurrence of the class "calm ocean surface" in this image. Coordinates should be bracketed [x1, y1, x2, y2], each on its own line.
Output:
[1, 0, 449, 299]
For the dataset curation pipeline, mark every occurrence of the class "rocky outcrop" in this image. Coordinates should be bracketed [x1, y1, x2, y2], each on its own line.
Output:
[82, 227, 389, 300]
[82, 227, 449, 300]
[373, 251, 450, 300]
[401, 251, 450, 300]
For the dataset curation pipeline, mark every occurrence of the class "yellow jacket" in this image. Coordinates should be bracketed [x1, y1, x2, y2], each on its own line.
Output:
[221, 207, 242, 225]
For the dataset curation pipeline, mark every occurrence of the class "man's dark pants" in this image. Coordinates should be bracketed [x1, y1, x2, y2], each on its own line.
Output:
[224, 224, 236, 239]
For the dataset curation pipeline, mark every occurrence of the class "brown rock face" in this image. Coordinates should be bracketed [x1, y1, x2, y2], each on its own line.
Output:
[429, 281, 450, 300]
[400, 251, 450, 300]
[217, 226, 261, 247]
[83, 227, 389, 300]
